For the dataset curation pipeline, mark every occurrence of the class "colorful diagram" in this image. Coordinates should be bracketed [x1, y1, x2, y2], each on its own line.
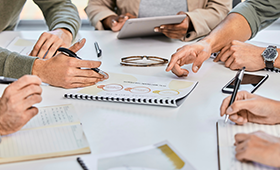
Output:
[97, 84, 123, 92]
[124, 86, 151, 94]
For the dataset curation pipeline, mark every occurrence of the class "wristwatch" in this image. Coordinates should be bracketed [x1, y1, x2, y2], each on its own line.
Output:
[262, 45, 278, 70]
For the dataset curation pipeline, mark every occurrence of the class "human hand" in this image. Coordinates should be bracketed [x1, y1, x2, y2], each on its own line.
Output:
[32, 38, 108, 89]
[235, 131, 280, 167]
[166, 40, 212, 77]
[220, 91, 280, 125]
[30, 28, 73, 59]
[102, 13, 136, 32]
[0, 75, 42, 135]
[154, 11, 190, 39]
[214, 40, 266, 71]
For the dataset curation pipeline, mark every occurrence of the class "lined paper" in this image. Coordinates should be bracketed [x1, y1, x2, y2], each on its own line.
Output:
[217, 120, 280, 170]
[22, 104, 80, 130]
[0, 104, 90, 164]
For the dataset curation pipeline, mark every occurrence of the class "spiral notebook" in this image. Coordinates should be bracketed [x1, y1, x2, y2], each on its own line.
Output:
[64, 72, 198, 107]
[0, 104, 90, 164]
[217, 120, 280, 170]
[77, 140, 195, 170]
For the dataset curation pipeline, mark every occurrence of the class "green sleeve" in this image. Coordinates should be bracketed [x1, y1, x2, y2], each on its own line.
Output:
[33, 0, 81, 40]
[0, 47, 37, 78]
[230, 0, 280, 39]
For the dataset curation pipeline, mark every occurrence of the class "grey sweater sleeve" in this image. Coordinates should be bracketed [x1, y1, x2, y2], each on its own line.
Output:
[0, 47, 37, 78]
[230, 0, 280, 39]
[33, 0, 81, 40]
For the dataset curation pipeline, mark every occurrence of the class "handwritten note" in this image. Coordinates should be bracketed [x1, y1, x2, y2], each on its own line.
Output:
[22, 104, 80, 130]
[0, 104, 90, 164]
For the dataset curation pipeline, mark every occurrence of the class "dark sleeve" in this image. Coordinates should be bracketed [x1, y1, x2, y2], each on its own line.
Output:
[33, 0, 81, 40]
[0, 47, 37, 78]
[230, 0, 280, 39]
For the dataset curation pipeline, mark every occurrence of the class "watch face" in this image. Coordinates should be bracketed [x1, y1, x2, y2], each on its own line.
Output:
[263, 47, 278, 61]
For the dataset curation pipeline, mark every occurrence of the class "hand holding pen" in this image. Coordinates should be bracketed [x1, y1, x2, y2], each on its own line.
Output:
[224, 67, 245, 123]
[32, 38, 108, 89]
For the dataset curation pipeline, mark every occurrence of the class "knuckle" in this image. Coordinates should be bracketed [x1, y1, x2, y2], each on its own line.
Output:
[33, 44, 41, 51]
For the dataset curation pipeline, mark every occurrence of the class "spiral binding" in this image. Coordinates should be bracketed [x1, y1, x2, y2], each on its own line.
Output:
[64, 93, 176, 106]
[77, 157, 88, 170]
[263, 68, 280, 73]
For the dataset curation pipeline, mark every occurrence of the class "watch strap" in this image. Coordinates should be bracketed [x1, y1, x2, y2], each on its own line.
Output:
[265, 61, 274, 70]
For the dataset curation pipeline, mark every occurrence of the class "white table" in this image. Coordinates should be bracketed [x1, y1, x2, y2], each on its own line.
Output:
[0, 30, 280, 170]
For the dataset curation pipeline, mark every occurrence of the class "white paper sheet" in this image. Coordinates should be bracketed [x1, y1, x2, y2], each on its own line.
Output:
[217, 120, 280, 170]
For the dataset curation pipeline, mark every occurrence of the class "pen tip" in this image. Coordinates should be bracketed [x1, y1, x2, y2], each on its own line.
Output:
[242, 66, 246, 70]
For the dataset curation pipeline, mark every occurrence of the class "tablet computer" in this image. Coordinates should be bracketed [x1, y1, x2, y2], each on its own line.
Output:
[117, 15, 186, 39]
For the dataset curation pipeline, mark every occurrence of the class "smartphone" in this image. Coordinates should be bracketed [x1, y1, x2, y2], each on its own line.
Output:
[222, 72, 269, 94]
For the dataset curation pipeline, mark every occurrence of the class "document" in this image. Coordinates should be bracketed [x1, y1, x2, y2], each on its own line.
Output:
[79, 141, 195, 170]
[5, 37, 36, 55]
[217, 120, 280, 170]
[0, 104, 90, 164]
[65, 72, 198, 107]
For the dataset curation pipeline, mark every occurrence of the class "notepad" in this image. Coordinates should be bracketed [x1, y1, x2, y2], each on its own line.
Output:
[78, 141, 195, 170]
[0, 104, 91, 164]
[64, 72, 198, 107]
[5, 37, 36, 55]
[216, 120, 280, 170]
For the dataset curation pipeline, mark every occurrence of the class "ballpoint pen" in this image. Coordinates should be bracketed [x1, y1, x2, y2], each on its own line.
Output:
[0, 76, 49, 85]
[224, 67, 246, 123]
[57, 47, 108, 78]
[94, 42, 102, 58]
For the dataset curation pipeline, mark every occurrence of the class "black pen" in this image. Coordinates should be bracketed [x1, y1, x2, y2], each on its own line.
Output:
[224, 67, 245, 123]
[0, 76, 49, 85]
[94, 42, 102, 58]
[57, 47, 108, 78]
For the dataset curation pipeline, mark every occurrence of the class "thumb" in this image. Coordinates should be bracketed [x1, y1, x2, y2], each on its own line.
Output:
[69, 38, 86, 53]
[177, 11, 186, 15]
[192, 51, 209, 73]
[226, 100, 255, 116]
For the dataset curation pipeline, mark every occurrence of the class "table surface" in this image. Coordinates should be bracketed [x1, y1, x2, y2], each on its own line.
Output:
[0, 29, 280, 170]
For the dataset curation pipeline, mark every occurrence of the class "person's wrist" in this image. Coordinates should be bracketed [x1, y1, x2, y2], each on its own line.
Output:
[56, 28, 73, 46]
[102, 15, 116, 30]
[273, 49, 280, 69]
[32, 59, 47, 83]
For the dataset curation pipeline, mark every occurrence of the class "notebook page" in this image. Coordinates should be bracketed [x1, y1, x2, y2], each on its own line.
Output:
[5, 37, 36, 55]
[0, 124, 90, 164]
[22, 104, 80, 130]
[217, 120, 280, 170]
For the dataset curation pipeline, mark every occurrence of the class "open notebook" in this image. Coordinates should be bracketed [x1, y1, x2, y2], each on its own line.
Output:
[216, 120, 280, 170]
[64, 72, 198, 107]
[0, 104, 90, 164]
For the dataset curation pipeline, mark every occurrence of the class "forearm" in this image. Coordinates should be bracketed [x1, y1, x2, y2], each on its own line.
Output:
[203, 13, 252, 53]
[184, 0, 231, 41]
[85, 0, 117, 30]
[34, 0, 80, 41]
[0, 48, 37, 78]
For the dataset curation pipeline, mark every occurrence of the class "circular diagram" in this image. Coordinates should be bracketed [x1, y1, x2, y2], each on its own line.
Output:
[97, 84, 124, 92]
[125, 86, 151, 94]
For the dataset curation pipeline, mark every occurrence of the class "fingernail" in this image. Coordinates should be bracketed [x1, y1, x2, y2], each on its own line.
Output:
[160, 26, 164, 29]
[183, 72, 188, 76]
[124, 16, 129, 19]
[226, 106, 233, 113]
[193, 66, 199, 72]
[154, 28, 159, 32]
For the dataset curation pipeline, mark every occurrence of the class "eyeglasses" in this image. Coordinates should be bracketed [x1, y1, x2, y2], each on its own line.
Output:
[120, 56, 168, 67]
